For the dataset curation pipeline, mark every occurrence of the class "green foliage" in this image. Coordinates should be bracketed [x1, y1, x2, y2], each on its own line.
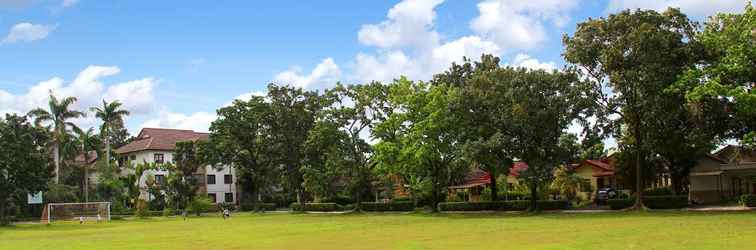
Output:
[643, 196, 689, 209]
[240, 202, 277, 211]
[551, 166, 591, 202]
[188, 196, 214, 216]
[90, 99, 130, 173]
[44, 183, 80, 203]
[739, 194, 756, 207]
[607, 199, 635, 210]
[437, 200, 568, 211]
[643, 187, 675, 196]
[289, 202, 341, 212]
[0, 114, 51, 224]
[359, 202, 415, 212]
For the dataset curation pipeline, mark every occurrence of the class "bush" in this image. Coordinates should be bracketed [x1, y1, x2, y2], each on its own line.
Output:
[643, 195, 688, 209]
[607, 198, 634, 210]
[162, 208, 176, 217]
[739, 194, 756, 207]
[643, 187, 674, 196]
[360, 202, 415, 212]
[323, 196, 354, 206]
[240, 202, 277, 211]
[135, 199, 149, 218]
[290, 202, 340, 212]
[188, 196, 214, 216]
[437, 200, 568, 212]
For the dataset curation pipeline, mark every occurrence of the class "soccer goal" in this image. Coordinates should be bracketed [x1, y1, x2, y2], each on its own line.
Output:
[42, 202, 111, 224]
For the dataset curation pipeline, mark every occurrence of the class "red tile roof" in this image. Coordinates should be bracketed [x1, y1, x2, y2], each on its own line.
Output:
[114, 128, 209, 154]
[575, 159, 615, 177]
[509, 162, 528, 177]
[71, 150, 98, 165]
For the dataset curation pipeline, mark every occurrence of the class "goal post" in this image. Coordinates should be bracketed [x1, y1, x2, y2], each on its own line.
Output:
[42, 202, 111, 224]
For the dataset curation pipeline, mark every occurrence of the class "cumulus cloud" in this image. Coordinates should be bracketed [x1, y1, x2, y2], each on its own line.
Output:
[606, 0, 747, 17]
[274, 57, 342, 89]
[510, 53, 557, 71]
[470, 0, 577, 50]
[223, 90, 266, 106]
[0, 65, 157, 129]
[2, 23, 56, 44]
[357, 0, 443, 50]
[140, 109, 217, 132]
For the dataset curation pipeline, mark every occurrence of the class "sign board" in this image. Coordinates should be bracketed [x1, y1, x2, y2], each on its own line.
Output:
[27, 191, 43, 204]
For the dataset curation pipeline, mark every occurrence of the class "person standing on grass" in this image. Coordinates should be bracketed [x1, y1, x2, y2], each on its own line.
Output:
[79, 216, 84, 224]
[222, 208, 230, 219]
[97, 214, 102, 223]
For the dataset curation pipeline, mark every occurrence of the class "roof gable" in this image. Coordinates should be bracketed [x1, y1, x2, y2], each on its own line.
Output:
[115, 128, 209, 154]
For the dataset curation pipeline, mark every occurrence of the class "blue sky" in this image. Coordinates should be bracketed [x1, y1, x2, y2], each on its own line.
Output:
[0, 0, 748, 139]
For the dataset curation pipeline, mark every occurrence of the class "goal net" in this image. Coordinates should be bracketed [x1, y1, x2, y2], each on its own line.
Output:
[42, 202, 111, 223]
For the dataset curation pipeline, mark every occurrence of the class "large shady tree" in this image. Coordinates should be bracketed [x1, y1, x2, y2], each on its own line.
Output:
[563, 8, 699, 208]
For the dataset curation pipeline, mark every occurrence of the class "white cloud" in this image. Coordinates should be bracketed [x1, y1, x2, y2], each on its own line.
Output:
[0, 65, 157, 130]
[470, 0, 578, 50]
[606, 0, 747, 17]
[431, 36, 501, 72]
[223, 90, 266, 106]
[140, 109, 216, 133]
[357, 0, 443, 50]
[274, 57, 342, 89]
[62, 0, 79, 8]
[510, 53, 557, 71]
[2, 23, 56, 44]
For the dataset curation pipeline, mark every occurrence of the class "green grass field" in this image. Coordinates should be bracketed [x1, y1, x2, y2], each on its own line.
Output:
[1, 212, 755, 250]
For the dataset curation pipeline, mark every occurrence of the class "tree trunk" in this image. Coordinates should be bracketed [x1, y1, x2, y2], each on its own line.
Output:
[431, 174, 439, 213]
[105, 135, 111, 170]
[84, 165, 89, 202]
[0, 195, 6, 226]
[489, 167, 498, 201]
[297, 189, 306, 212]
[633, 125, 645, 210]
[54, 143, 60, 184]
[530, 182, 538, 212]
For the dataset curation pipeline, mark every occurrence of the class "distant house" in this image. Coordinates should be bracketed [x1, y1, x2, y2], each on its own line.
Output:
[689, 145, 756, 204]
[70, 150, 99, 185]
[115, 128, 238, 204]
[447, 162, 527, 202]
[571, 156, 628, 199]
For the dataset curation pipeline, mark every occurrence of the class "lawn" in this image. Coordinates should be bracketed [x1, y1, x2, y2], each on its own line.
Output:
[1, 212, 755, 250]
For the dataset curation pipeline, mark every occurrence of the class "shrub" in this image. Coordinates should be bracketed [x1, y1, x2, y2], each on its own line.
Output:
[643, 195, 688, 209]
[437, 200, 568, 211]
[739, 194, 756, 207]
[135, 199, 149, 218]
[162, 208, 176, 217]
[290, 202, 340, 212]
[188, 196, 214, 216]
[323, 196, 354, 206]
[643, 187, 674, 196]
[240, 202, 277, 211]
[360, 202, 415, 212]
[607, 198, 634, 210]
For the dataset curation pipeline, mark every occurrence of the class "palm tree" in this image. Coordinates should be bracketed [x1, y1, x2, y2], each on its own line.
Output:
[75, 127, 99, 202]
[90, 100, 130, 171]
[28, 92, 85, 184]
[551, 165, 590, 202]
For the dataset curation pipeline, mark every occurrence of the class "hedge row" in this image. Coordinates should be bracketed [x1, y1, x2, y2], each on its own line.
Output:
[607, 195, 689, 210]
[240, 203, 277, 211]
[437, 200, 568, 212]
[359, 202, 415, 212]
[289, 203, 342, 212]
[739, 194, 755, 207]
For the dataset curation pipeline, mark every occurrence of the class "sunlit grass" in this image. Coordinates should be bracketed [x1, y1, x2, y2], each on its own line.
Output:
[1, 211, 755, 250]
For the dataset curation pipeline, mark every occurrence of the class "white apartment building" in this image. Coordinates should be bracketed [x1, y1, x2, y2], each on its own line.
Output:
[114, 128, 238, 204]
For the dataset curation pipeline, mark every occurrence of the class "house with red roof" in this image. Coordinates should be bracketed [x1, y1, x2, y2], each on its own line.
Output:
[115, 128, 238, 205]
[448, 162, 528, 202]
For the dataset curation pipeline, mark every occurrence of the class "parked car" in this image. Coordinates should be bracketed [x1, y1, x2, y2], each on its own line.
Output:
[595, 187, 618, 205]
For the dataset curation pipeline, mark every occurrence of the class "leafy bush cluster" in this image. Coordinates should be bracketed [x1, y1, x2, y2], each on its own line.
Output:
[643, 187, 675, 196]
[289, 203, 342, 212]
[240, 203, 277, 211]
[739, 194, 756, 207]
[607, 199, 634, 210]
[359, 202, 415, 212]
[437, 200, 568, 211]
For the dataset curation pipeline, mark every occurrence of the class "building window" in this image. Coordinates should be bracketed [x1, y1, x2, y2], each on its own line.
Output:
[224, 174, 233, 184]
[154, 153, 164, 164]
[225, 193, 234, 203]
[155, 174, 165, 186]
[208, 193, 217, 203]
[207, 174, 216, 185]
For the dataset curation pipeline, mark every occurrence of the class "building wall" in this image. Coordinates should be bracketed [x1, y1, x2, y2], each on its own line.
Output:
[205, 166, 237, 204]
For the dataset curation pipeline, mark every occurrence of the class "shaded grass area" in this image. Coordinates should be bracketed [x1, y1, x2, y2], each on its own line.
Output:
[1, 212, 755, 250]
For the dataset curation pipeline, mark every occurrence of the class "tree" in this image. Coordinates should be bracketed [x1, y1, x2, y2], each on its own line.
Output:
[306, 82, 390, 210]
[266, 84, 323, 209]
[207, 95, 276, 211]
[0, 114, 51, 225]
[564, 8, 699, 208]
[91, 100, 130, 171]
[375, 78, 466, 212]
[171, 140, 206, 209]
[28, 92, 86, 184]
[74, 127, 99, 202]
[679, 3, 755, 146]
[551, 165, 590, 202]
